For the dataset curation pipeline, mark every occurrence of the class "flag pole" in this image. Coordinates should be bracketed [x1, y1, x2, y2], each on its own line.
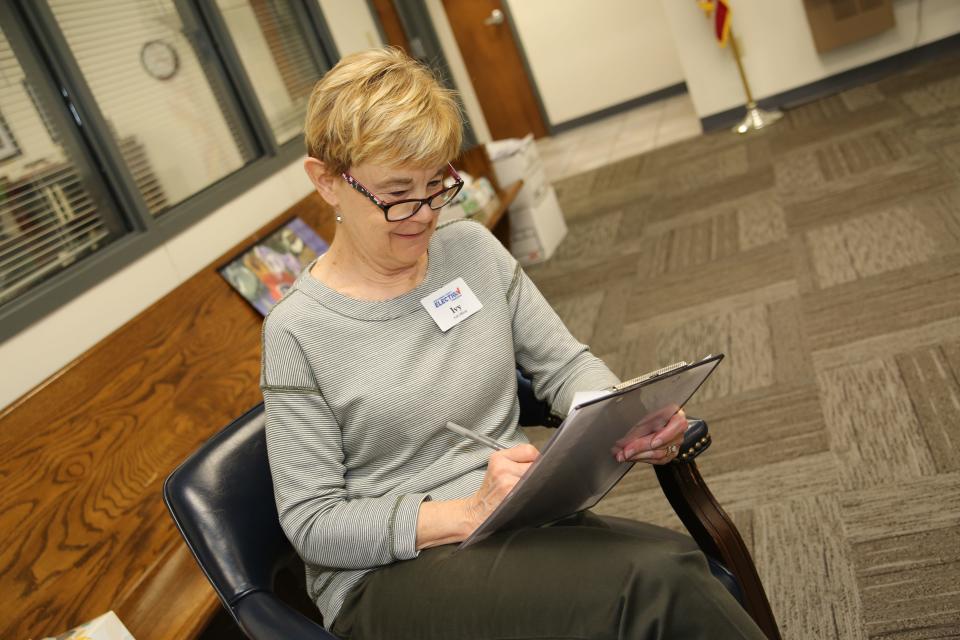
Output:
[727, 26, 783, 134]
[728, 27, 754, 104]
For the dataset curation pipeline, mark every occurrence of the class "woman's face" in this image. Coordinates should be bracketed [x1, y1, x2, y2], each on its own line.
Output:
[335, 162, 446, 269]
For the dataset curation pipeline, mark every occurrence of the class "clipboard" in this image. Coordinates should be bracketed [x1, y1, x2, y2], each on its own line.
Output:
[460, 353, 724, 548]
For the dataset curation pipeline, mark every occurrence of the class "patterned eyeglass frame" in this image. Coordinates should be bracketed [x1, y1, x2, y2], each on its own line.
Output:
[341, 163, 464, 222]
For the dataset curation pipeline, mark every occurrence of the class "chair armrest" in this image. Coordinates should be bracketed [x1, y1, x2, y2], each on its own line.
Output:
[234, 591, 337, 639]
[673, 417, 712, 463]
[654, 419, 782, 640]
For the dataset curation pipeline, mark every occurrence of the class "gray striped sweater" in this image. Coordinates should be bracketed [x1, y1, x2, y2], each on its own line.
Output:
[260, 219, 619, 627]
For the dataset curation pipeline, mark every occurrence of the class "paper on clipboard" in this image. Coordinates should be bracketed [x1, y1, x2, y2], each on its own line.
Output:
[460, 354, 723, 549]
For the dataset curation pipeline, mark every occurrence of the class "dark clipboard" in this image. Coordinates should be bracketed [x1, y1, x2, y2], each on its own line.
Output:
[460, 353, 724, 548]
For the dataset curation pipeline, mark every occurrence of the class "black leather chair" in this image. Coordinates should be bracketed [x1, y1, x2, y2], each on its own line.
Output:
[164, 373, 781, 639]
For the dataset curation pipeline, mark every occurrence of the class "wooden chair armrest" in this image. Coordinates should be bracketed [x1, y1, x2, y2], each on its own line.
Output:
[655, 418, 782, 640]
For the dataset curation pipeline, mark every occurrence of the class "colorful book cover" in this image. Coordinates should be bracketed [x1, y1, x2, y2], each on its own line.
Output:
[219, 217, 328, 316]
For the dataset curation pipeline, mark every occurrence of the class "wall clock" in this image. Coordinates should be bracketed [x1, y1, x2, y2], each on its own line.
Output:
[141, 40, 179, 81]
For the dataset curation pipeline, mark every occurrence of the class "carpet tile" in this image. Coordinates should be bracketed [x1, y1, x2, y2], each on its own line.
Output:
[522, 51, 960, 639]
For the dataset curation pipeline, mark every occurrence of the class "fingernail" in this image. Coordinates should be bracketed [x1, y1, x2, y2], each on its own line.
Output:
[651, 438, 662, 449]
[636, 451, 658, 460]
[623, 448, 634, 459]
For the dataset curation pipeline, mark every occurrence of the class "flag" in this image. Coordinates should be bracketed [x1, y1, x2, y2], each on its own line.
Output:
[697, 0, 733, 47]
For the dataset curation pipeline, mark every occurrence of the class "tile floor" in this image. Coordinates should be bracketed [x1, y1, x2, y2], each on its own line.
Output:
[536, 92, 702, 182]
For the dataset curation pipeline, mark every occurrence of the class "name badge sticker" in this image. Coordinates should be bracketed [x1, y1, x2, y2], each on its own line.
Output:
[420, 277, 483, 332]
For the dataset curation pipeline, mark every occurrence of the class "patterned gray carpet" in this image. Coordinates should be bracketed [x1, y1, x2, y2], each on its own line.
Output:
[522, 52, 960, 640]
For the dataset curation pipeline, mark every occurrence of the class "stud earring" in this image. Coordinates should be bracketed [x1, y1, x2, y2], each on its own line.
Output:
[335, 212, 343, 224]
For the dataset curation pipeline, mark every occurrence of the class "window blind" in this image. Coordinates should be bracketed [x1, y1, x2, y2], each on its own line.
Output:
[218, 0, 326, 144]
[49, 0, 258, 216]
[0, 28, 114, 306]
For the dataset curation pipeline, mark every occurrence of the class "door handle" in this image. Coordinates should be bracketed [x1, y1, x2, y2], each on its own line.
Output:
[484, 9, 504, 25]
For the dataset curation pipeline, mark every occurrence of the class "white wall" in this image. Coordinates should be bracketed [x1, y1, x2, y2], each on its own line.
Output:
[0, 160, 312, 410]
[659, 0, 960, 119]
[317, 0, 383, 55]
[507, 0, 686, 125]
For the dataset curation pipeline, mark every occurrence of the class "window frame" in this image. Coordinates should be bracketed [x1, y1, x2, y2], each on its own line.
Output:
[0, 0, 338, 342]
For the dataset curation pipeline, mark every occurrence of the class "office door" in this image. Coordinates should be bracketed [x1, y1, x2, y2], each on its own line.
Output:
[441, 0, 548, 140]
[370, 0, 411, 50]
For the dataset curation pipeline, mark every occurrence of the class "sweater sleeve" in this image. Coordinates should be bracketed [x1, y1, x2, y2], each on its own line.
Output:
[261, 319, 428, 571]
[508, 264, 620, 418]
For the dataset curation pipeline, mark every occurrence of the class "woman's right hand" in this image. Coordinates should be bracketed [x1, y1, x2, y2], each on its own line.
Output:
[415, 444, 540, 549]
[463, 444, 539, 531]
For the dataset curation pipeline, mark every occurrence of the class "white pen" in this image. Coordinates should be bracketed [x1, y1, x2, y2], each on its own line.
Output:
[445, 421, 508, 451]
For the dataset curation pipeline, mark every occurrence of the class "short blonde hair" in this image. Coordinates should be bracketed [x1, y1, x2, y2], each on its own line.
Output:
[304, 47, 463, 175]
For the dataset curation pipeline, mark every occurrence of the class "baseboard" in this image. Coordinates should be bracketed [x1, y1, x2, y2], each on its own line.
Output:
[551, 82, 688, 135]
[700, 32, 960, 132]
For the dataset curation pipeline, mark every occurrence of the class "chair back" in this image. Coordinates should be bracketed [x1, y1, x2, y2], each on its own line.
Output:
[516, 369, 562, 427]
[163, 404, 293, 614]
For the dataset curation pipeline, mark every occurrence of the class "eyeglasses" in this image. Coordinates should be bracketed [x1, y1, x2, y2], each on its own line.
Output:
[341, 164, 464, 222]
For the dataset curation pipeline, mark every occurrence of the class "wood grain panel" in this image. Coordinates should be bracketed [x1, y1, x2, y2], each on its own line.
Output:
[114, 543, 221, 640]
[0, 192, 335, 640]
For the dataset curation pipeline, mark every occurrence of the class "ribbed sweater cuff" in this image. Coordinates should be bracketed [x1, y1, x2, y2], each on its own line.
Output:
[391, 493, 430, 560]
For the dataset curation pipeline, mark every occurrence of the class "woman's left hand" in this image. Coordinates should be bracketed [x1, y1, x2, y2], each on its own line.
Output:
[612, 407, 687, 465]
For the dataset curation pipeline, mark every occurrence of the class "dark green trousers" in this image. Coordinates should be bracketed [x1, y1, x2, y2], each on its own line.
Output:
[331, 512, 767, 639]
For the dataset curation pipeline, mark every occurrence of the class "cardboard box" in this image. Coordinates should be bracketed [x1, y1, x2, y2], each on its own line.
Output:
[509, 186, 567, 266]
[513, 174, 550, 210]
[43, 611, 135, 640]
[801, 0, 894, 53]
[486, 134, 549, 209]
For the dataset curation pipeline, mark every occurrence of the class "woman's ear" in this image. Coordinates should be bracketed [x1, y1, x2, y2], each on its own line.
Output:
[304, 157, 340, 208]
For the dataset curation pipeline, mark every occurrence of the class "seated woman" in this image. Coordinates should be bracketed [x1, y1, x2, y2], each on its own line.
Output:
[261, 47, 765, 640]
